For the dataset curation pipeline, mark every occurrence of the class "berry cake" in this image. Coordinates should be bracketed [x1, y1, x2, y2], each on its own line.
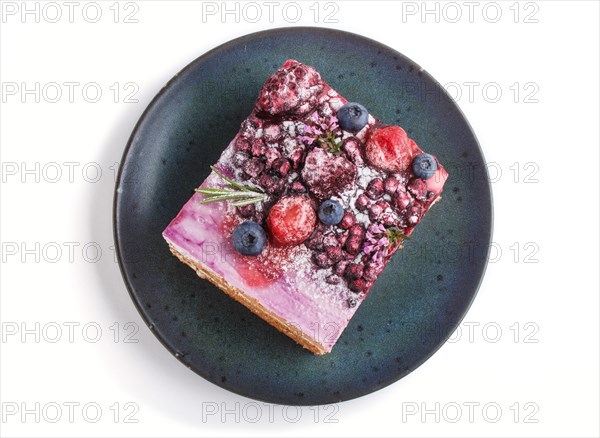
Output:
[163, 60, 448, 354]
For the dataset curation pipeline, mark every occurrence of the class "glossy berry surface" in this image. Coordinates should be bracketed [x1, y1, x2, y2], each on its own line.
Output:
[412, 153, 437, 179]
[232, 221, 267, 256]
[266, 196, 317, 246]
[318, 199, 344, 225]
[337, 102, 369, 132]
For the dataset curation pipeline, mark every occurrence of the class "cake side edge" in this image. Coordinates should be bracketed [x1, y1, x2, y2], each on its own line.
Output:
[164, 238, 329, 355]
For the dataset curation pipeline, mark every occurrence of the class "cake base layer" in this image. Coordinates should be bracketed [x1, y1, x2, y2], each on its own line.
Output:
[166, 240, 328, 355]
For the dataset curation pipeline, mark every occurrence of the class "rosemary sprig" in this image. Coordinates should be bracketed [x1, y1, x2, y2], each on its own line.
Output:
[196, 166, 267, 207]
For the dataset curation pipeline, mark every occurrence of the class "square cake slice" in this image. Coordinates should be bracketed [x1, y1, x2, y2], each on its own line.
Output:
[163, 60, 448, 354]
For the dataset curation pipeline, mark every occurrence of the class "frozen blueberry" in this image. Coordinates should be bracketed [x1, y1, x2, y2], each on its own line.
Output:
[411, 153, 437, 180]
[232, 221, 266, 256]
[318, 199, 344, 225]
[338, 102, 369, 132]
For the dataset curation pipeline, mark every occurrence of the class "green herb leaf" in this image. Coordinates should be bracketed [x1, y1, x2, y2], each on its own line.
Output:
[386, 227, 409, 248]
[318, 133, 342, 155]
[194, 187, 232, 195]
[210, 166, 263, 193]
[231, 196, 267, 207]
[196, 166, 267, 207]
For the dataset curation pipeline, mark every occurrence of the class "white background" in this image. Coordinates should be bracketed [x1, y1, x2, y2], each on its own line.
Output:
[1, 1, 599, 437]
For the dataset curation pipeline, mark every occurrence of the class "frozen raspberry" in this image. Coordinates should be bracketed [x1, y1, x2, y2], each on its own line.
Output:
[236, 203, 255, 218]
[235, 137, 251, 153]
[281, 121, 299, 138]
[240, 116, 263, 138]
[384, 176, 399, 194]
[334, 260, 349, 276]
[408, 178, 428, 201]
[263, 123, 282, 142]
[363, 266, 378, 282]
[376, 200, 390, 211]
[339, 212, 356, 229]
[322, 234, 339, 248]
[313, 252, 333, 269]
[366, 178, 384, 200]
[317, 101, 333, 118]
[301, 148, 356, 200]
[342, 138, 365, 166]
[349, 278, 367, 293]
[272, 158, 291, 177]
[326, 246, 344, 263]
[291, 181, 307, 193]
[243, 158, 264, 178]
[368, 203, 384, 221]
[326, 274, 341, 285]
[305, 230, 324, 251]
[256, 60, 323, 116]
[271, 181, 286, 196]
[348, 224, 365, 237]
[264, 148, 281, 169]
[337, 231, 349, 247]
[365, 126, 413, 172]
[251, 138, 267, 157]
[345, 263, 364, 280]
[267, 196, 317, 246]
[345, 235, 363, 255]
[380, 213, 396, 227]
[290, 150, 304, 170]
[355, 193, 370, 211]
[393, 190, 412, 210]
[257, 174, 284, 195]
[406, 204, 423, 225]
[233, 151, 250, 167]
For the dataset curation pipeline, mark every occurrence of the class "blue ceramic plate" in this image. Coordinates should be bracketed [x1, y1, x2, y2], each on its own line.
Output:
[114, 27, 492, 405]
